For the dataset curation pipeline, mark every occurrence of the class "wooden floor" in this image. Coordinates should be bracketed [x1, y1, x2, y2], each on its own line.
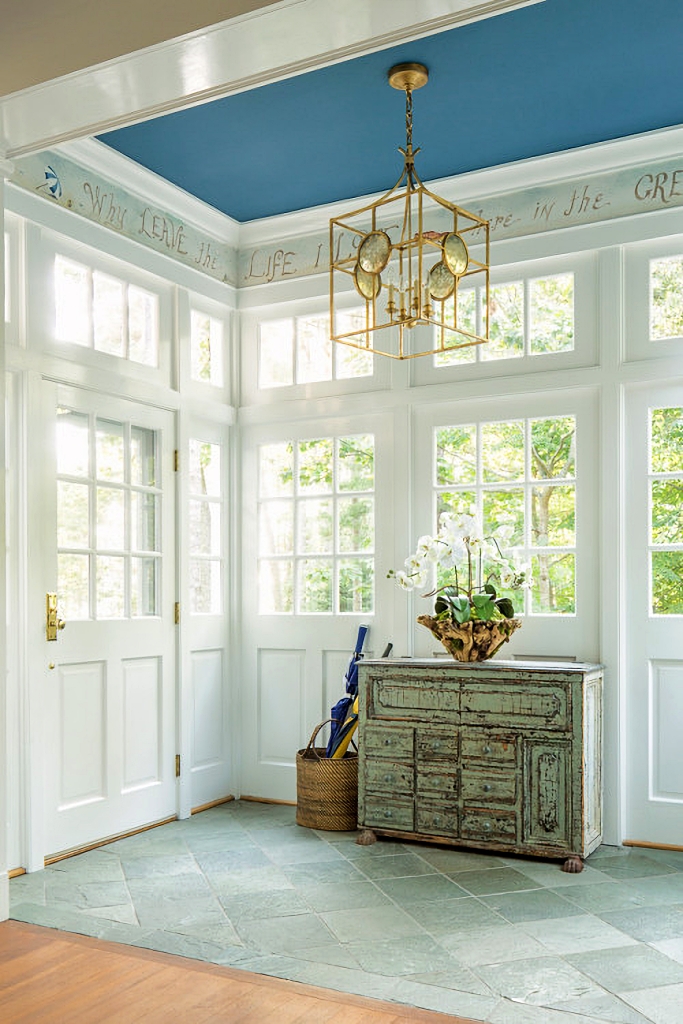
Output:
[0, 922, 481, 1024]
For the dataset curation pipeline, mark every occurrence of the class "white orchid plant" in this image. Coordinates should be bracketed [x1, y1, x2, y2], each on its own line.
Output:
[389, 510, 530, 623]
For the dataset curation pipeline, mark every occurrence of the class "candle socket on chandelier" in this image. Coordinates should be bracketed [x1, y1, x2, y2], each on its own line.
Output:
[330, 62, 490, 361]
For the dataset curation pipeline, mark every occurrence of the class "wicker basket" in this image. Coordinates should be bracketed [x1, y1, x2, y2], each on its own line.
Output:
[296, 719, 358, 831]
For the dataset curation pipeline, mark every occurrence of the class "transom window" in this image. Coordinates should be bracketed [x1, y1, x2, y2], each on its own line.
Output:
[435, 272, 574, 367]
[57, 409, 161, 620]
[434, 415, 576, 614]
[650, 256, 683, 341]
[189, 439, 224, 614]
[258, 309, 372, 388]
[258, 434, 375, 613]
[649, 407, 683, 614]
[190, 309, 224, 387]
[55, 254, 159, 366]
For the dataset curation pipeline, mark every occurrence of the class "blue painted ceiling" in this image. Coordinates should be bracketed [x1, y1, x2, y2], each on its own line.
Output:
[98, 0, 683, 223]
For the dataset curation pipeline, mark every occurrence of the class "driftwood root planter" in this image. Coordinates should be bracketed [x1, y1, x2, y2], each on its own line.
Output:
[418, 614, 522, 662]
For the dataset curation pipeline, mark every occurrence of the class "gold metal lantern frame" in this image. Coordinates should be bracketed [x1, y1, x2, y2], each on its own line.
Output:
[330, 63, 490, 361]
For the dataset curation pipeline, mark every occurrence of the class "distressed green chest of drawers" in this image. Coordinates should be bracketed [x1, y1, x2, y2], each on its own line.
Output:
[357, 659, 603, 870]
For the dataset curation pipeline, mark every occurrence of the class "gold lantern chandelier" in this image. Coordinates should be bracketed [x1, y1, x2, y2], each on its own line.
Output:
[330, 63, 490, 360]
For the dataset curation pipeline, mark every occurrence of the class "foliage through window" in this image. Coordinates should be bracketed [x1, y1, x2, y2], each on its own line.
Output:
[435, 273, 574, 367]
[56, 409, 161, 620]
[649, 407, 683, 614]
[191, 309, 224, 387]
[650, 257, 683, 341]
[54, 255, 159, 366]
[189, 439, 224, 614]
[434, 415, 576, 614]
[258, 309, 372, 388]
[258, 434, 374, 613]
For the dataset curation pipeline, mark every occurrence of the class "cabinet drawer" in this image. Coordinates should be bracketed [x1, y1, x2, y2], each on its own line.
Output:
[461, 732, 516, 764]
[416, 802, 458, 837]
[363, 723, 414, 759]
[416, 764, 459, 798]
[461, 809, 517, 842]
[461, 769, 516, 805]
[365, 759, 414, 794]
[416, 729, 458, 760]
[363, 795, 414, 832]
[461, 682, 568, 730]
[371, 674, 460, 718]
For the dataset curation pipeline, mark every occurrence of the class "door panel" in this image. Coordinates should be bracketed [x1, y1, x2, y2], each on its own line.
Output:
[33, 382, 177, 858]
[625, 385, 683, 845]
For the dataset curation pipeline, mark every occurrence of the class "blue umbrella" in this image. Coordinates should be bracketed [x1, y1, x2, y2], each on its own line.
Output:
[325, 624, 368, 757]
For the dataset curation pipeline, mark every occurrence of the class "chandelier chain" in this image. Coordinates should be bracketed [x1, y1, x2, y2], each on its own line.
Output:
[405, 87, 413, 152]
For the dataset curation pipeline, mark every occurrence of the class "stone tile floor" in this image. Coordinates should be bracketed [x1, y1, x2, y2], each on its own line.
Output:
[10, 800, 683, 1024]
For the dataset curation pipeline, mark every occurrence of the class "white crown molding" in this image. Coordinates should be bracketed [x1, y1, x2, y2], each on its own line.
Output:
[60, 139, 240, 244]
[240, 124, 683, 246]
[0, 0, 543, 158]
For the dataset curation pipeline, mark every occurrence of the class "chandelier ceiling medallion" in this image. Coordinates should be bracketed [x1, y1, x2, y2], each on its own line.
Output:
[330, 62, 490, 360]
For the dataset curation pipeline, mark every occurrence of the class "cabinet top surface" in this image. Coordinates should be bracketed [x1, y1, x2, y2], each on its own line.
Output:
[360, 659, 602, 674]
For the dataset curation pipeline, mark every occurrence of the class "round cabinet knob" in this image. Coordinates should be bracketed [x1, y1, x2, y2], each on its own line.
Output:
[483, 745, 492, 754]
[384, 738, 391, 746]
[384, 774, 393, 783]
[384, 809, 393, 819]
[483, 783, 492, 793]
[432, 741, 441, 751]
[433, 816, 441, 826]
[483, 821, 492, 831]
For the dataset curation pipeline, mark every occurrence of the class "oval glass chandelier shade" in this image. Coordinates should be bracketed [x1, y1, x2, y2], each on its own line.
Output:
[329, 63, 490, 360]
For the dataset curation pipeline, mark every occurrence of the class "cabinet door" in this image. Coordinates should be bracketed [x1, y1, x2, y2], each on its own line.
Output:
[523, 740, 572, 849]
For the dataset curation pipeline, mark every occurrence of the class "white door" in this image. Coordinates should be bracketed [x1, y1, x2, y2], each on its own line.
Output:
[625, 384, 683, 845]
[30, 381, 177, 858]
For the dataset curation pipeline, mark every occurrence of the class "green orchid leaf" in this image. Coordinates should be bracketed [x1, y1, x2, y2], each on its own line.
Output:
[484, 583, 497, 597]
[471, 593, 496, 619]
[496, 597, 515, 618]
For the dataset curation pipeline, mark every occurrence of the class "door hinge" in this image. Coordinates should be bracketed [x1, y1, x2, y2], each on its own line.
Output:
[174, 449, 179, 472]
[174, 602, 180, 624]
[175, 754, 181, 778]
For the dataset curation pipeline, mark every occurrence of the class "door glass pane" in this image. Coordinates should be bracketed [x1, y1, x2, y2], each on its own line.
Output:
[190, 559, 221, 614]
[131, 556, 158, 616]
[298, 499, 333, 554]
[58, 553, 90, 620]
[97, 487, 125, 549]
[189, 500, 221, 556]
[531, 553, 575, 614]
[339, 558, 373, 613]
[338, 497, 374, 552]
[129, 286, 158, 366]
[96, 555, 125, 618]
[297, 559, 332, 613]
[56, 410, 89, 476]
[132, 492, 158, 551]
[93, 272, 125, 356]
[58, 482, 90, 547]
[131, 426, 156, 486]
[651, 551, 683, 615]
[532, 484, 576, 546]
[189, 440, 221, 496]
[96, 420, 125, 481]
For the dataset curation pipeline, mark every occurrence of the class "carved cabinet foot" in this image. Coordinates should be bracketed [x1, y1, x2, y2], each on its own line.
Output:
[356, 828, 377, 846]
[561, 855, 584, 873]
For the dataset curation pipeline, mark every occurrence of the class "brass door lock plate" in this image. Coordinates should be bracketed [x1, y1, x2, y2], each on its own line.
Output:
[46, 592, 66, 641]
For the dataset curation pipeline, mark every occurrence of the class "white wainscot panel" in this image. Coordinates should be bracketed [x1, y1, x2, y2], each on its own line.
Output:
[651, 660, 683, 799]
[192, 649, 224, 768]
[59, 662, 106, 808]
[258, 649, 304, 766]
[122, 657, 161, 792]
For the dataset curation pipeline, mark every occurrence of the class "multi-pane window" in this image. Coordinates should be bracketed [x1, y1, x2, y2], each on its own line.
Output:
[258, 309, 372, 388]
[434, 415, 576, 614]
[190, 309, 224, 386]
[189, 439, 223, 614]
[55, 255, 158, 366]
[650, 256, 683, 340]
[258, 434, 374, 613]
[649, 407, 683, 614]
[57, 409, 161, 620]
[435, 273, 574, 367]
